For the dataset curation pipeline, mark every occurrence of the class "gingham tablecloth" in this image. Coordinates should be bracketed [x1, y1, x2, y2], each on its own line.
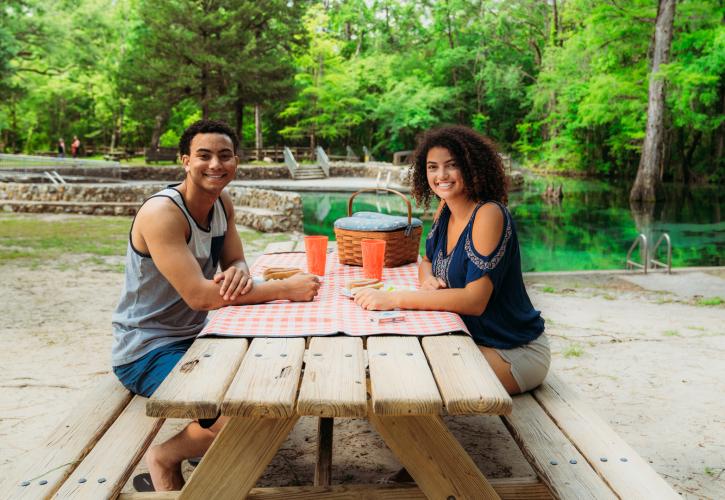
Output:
[201, 251, 469, 338]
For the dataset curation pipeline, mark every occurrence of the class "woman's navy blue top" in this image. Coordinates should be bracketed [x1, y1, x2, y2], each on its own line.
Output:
[425, 201, 544, 349]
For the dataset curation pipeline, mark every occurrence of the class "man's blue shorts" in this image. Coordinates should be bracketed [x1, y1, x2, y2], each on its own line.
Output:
[113, 338, 195, 397]
[113, 338, 218, 428]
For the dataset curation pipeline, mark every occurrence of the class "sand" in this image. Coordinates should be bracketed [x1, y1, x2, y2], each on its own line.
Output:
[0, 236, 723, 498]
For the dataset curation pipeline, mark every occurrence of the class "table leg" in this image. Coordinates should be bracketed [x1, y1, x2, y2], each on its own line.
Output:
[314, 417, 333, 487]
[369, 410, 501, 500]
[178, 415, 299, 500]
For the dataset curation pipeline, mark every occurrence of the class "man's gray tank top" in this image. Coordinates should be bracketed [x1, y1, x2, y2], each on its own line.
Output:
[111, 186, 227, 366]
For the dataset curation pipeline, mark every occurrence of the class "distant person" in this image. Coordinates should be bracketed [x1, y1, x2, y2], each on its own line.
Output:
[57, 138, 65, 158]
[111, 119, 320, 491]
[71, 136, 81, 158]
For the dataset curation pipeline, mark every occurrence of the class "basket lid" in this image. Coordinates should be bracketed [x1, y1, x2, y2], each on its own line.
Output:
[334, 211, 423, 232]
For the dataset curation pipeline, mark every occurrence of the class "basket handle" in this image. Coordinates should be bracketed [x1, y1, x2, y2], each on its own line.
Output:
[347, 187, 413, 224]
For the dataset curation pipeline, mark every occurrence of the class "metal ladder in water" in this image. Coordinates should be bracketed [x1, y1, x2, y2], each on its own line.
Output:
[626, 233, 672, 274]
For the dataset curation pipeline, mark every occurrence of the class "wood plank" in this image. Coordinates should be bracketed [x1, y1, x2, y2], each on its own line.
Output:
[422, 334, 513, 415]
[502, 393, 616, 500]
[314, 418, 333, 487]
[146, 338, 248, 419]
[119, 478, 551, 499]
[297, 337, 367, 417]
[178, 416, 299, 500]
[53, 396, 163, 499]
[369, 411, 501, 499]
[0, 376, 132, 500]
[367, 336, 442, 415]
[263, 241, 296, 253]
[222, 337, 305, 417]
[533, 373, 680, 499]
[118, 494, 177, 500]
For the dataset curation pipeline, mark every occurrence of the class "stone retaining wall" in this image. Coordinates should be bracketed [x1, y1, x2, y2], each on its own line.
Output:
[0, 182, 302, 232]
[2, 162, 404, 182]
[0, 164, 290, 181]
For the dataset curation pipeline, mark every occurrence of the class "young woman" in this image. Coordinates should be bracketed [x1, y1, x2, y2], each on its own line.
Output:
[354, 125, 549, 396]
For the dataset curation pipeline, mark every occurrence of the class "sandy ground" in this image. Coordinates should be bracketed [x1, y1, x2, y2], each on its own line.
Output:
[0, 229, 724, 497]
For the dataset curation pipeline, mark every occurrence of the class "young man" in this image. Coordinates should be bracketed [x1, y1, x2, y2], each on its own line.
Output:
[111, 119, 320, 490]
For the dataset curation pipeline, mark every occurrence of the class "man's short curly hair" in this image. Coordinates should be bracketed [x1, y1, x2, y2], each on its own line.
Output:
[409, 125, 507, 209]
[179, 119, 239, 156]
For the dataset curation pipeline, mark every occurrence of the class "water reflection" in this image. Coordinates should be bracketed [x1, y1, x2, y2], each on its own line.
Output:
[302, 176, 725, 271]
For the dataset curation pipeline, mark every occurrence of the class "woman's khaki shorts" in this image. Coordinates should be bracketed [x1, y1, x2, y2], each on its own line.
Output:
[495, 333, 550, 393]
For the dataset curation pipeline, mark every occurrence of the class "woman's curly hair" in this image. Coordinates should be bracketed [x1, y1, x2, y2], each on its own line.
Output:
[409, 125, 508, 209]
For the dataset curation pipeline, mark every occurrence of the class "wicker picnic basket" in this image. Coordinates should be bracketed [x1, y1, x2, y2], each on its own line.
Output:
[334, 188, 423, 267]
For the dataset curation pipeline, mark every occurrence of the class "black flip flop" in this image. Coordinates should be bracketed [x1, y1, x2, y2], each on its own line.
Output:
[188, 456, 202, 467]
[132, 472, 154, 492]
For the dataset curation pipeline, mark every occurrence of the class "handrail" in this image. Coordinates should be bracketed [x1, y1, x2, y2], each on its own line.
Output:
[650, 233, 672, 273]
[283, 147, 298, 177]
[43, 171, 59, 185]
[315, 146, 330, 177]
[626, 233, 648, 274]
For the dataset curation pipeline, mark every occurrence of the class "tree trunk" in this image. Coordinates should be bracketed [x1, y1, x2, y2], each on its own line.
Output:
[551, 0, 561, 47]
[630, 0, 676, 203]
[255, 104, 263, 151]
[150, 111, 169, 149]
[715, 77, 725, 171]
[682, 130, 702, 184]
[234, 97, 244, 149]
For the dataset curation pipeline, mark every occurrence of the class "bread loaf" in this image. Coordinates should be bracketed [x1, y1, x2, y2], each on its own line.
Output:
[345, 278, 383, 295]
[263, 267, 303, 280]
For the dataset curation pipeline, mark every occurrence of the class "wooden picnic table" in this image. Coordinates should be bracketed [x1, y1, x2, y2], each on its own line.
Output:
[144, 240, 516, 499]
[3, 240, 679, 500]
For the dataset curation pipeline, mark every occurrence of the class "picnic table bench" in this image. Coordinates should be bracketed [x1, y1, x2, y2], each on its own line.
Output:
[1, 240, 680, 499]
[144, 147, 178, 164]
[103, 152, 127, 162]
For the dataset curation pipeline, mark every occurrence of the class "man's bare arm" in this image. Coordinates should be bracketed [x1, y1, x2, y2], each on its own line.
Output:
[137, 198, 319, 311]
[213, 191, 252, 300]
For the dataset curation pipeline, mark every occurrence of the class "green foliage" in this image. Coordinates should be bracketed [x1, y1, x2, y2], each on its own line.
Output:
[696, 297, 723, 306]
[517, 0, 724, 179]
[563, 343, 584, 358]
[0, 0, 721, 182]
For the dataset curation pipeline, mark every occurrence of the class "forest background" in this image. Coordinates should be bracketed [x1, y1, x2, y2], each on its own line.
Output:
[0, 0, 723, 186]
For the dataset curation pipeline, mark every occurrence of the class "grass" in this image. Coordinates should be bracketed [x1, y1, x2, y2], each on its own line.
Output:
[542, 286, 557, 293]
[703, 466, 724, 478]
[0, 215, 131, 265]
[0, 214, 297, 269]
[696, 297, 723, 306]
[563, 343, 584, 358]
[662, 330, 680, 337]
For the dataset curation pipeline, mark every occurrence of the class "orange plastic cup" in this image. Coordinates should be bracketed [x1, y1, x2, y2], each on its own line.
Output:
[361, 239, 386, 280]
[304, 235, 328, 276]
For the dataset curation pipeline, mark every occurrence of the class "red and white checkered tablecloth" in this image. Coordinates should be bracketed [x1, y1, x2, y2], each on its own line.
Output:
[201, 251, 469, 338]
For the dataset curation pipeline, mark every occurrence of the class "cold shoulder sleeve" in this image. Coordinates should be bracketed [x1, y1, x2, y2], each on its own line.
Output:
[463, 207, 512, 289]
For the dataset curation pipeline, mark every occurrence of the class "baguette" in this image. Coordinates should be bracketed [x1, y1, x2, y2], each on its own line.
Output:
[263, 267, 303, 280]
